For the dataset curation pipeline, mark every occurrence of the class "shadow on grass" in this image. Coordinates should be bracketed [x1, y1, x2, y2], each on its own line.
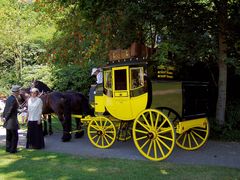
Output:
[0, 146, 240, 180]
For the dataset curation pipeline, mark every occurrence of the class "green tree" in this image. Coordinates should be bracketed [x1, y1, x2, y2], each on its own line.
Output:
[36, 0, 240, 126]
[0, 0, 55, 93]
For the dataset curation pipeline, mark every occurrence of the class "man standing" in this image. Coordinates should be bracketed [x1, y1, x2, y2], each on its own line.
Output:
[2, 85, 21, 153]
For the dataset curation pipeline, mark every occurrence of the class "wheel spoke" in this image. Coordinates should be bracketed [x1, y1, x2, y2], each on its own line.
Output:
[103, 135, 110, 145]
[176, 133, 184, 142]
[192, 130, 205, 140]
[90, 125, 100, 131]
[105, 133, 114, 140]
[156, 138, 165, 157]
[100, 118, 103, 127]
[182, 133, 187, 146]
[104, 125, 115, 131]
[158, 127, 172, 134]
[103, 119, 108, 127]
[142, 114, 151, 128]
[190, 131, 199, 146]
[147, 140, 153, 156]
[94, 120, 100, 129]
[167, 110, 171, 117]
[157, 118, 167, 131]
[154, 113, 160, 128]
[157, 137, 171, 150]
[135, 129, 148, 134]
[140, 139, 150, 149]
[105, 131, 115, 134]
[188, 134, 191, 148]
[158, 135, 174, 141]
[96, 136, 101, 144]
[136, 120, 150, 131]
[153, 140, 158, 159]
[136, 135, 148, 141]
[149, 111, 154, 127]
[101, 136, 104, 146]
[91, 134, 98, 140]
[89, 130, 98, 134]
[192, 127, 207, 132]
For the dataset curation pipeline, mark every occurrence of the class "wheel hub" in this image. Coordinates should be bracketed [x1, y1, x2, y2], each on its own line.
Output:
[97, 130, 104, 136]
[148, 130, 157, 140]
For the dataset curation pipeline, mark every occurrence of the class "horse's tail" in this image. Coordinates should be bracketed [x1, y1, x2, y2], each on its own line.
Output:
[79, 93, 94, 116]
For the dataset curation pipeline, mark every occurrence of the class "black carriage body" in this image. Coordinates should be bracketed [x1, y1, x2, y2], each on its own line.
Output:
[151, 80, 209, 120]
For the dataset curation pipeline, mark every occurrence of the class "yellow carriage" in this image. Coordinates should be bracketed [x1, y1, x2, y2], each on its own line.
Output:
[76, 58, 209, 161]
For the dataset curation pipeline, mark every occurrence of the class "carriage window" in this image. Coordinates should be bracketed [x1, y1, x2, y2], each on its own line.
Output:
[130, 68, 144, 90]
[104, 70, 112, 89]
[114, 69, 127, 90]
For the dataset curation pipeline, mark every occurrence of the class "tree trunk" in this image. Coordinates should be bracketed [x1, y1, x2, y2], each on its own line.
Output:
[215, 0, 228, 125]
[216, 57, 227, 125]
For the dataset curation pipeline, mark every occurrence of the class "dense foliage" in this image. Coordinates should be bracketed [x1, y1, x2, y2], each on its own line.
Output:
[0, 0, 240, 133]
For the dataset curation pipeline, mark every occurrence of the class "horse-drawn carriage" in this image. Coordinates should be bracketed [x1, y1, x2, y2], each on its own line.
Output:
[72, 57, 209, 161]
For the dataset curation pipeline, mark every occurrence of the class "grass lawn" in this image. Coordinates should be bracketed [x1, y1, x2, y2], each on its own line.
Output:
[0, 147, 239, 180]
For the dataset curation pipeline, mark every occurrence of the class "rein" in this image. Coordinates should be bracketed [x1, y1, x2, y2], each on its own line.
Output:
[16, 95, 29, 109]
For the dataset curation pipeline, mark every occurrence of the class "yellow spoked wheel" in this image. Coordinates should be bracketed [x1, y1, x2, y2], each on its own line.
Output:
[133, 109, 175, 161]
[176, 119, 209, 150]
[116, 121, 132, 141]
[87, 116, 116, 149]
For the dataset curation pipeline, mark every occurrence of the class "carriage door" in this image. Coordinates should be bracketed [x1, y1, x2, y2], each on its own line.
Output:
[105, 66, 133, 120]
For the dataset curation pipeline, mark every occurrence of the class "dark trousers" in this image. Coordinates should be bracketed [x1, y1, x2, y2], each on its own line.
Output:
[6, 129, 18, 153]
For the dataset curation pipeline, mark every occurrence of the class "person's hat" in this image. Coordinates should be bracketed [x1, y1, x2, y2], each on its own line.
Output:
[91, 68, 98, 76]
[11, 85, 21, 92]
[30, 87, 39, 93]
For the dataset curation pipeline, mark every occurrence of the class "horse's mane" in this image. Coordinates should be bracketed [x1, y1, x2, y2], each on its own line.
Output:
[32, 80, 51, 92]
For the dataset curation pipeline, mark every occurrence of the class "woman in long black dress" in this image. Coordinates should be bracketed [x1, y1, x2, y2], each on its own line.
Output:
[26, 88, 45, 149]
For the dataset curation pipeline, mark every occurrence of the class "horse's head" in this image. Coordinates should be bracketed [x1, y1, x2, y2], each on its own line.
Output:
[18, 88, 31, 108]
[31, 80, 51, 93]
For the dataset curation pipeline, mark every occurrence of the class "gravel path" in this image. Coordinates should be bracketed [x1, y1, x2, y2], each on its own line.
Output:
[1, 127, 240, 169]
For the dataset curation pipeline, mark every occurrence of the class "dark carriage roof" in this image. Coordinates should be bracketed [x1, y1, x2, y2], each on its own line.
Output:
[103, 57, 149, 69]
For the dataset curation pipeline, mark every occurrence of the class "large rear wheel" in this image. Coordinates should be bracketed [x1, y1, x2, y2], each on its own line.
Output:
[133, 109, 175, 161]
[87, 116, 116, 148]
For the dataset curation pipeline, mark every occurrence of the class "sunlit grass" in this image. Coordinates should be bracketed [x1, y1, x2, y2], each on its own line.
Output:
[0, 147, 239, 180]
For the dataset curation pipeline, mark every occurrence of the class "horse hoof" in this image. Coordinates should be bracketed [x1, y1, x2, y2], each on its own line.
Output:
[75, 130, 84, 138]
[43, 132, 48, 136]
[62, 134, 72, 142]
[62, 138, 71, 142]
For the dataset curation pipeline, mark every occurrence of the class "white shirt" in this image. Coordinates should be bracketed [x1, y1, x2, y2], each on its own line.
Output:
[97, 71, 103, 84]
[27, 97, 43, 121]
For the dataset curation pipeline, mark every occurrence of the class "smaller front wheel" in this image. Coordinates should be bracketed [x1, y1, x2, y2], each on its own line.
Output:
[88, 116, 116, 148]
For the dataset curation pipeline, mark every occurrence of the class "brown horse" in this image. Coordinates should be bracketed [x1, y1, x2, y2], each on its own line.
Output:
[64, 91, 94, 138]
[40, 92, 72, 141]
[19, 90, 73, 142]
[30, 80, 94, 140]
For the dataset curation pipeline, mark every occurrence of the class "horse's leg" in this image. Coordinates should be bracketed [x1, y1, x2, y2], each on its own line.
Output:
[55, 113, 71, 142]
[48, 114, 53, 135]
[42, 115, 48, 136]
[74, 118, 84, 138]
[61, 96, 72, 142]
